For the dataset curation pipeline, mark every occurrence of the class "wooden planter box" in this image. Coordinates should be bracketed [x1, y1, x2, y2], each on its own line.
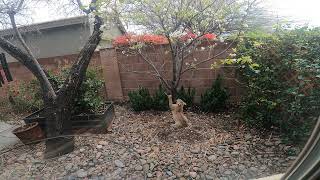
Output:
[23, 102, 115, 134]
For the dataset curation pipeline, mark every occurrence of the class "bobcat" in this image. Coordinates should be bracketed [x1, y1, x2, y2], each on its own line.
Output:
[168, 95, 189, 128]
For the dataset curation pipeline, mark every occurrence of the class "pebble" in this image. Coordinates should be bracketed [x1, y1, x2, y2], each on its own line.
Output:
[206, 175, 215, 180]
[166, 171, 173, 176]
[80, 148, 85, 152]
[76, 169, 88, 178]
[208, 155, 217, 161]
[231, 151, 240, 156]
[114, 160, 125, 168]
[190, 147, 201, 154]
[250, 167, 258, 172]
[189, 171, 197, 178]
[65, 163, 73, 171]
[35, 152, 43, 157]
[0, 106, 297, 179]
[98, 141, 108, 146]
[96, 152, 102, 159]
[135, 165, 143, 171]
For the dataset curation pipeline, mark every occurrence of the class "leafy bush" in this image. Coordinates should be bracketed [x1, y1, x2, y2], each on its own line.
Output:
[152, 85, 169, 111]
[73, 69, 105, 114]
[226, 28, 320, 142]
[177, 86, 195, 108]
[9, 68, 105, 114]
[128, 86, 153, 111]
[9, 79, 43, 113]
[200, 75, 229, 112]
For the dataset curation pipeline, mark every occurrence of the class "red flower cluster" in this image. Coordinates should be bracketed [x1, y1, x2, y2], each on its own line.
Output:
[113, 32, 216, 47]
[113, 34, 169, 46]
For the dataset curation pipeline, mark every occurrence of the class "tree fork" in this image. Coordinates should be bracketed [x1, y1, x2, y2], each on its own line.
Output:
[44, 22, 102, 158]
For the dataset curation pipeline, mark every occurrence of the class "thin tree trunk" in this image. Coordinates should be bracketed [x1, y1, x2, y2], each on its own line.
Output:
[8, 12, 56, 100]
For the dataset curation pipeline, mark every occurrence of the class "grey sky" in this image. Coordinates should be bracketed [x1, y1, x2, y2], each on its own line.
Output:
[22, 0, 320, 27]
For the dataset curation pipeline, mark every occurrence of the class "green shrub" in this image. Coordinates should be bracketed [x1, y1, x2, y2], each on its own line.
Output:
[128, 86, 153, 111]
[152, 85, 169, 111]
[73, 69, 104, 114]
[9, 68, 105, 114]
[9, 79, 43, 113]
[200, 75, 229, 112]
[177, 86, 195, 108]
[226, 28, 320, 142]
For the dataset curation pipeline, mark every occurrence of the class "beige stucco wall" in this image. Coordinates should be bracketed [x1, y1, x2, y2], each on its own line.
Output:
[0, 16, 123, 63]
[2, 23, 91, 63]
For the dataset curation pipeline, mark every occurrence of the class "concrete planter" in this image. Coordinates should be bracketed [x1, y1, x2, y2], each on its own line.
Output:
[23, 101, 115, 134]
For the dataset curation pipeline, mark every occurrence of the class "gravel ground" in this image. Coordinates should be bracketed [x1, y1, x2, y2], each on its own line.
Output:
[0, 105, 300, 180]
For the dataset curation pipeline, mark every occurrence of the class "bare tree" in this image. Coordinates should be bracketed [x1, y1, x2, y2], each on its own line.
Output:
[111, 0, 259, 100]
[0, 0, 104, 158]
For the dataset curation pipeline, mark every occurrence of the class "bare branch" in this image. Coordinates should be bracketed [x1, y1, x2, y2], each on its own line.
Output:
[6, 10, 56, 99]
[138, 50, 171, 91]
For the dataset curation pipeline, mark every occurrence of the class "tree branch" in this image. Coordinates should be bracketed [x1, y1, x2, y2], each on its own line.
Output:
[138, 50, 171, 91]
[57, 26, 102, 103]
[8, 11, 56, 99]
[0, 37, 56, 100]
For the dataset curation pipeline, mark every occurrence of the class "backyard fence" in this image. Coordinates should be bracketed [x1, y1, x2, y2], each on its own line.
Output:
[0, 44, 245, 102]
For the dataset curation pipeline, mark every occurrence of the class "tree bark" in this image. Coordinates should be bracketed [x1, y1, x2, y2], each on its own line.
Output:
[0, 0, 104, 159]
[44, 25, 102, 158]
[0, 17, 102, 159]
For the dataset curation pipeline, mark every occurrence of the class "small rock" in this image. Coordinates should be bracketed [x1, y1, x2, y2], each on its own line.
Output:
[149, 162, 156, 171]
[140, 159, 147, 165]
[260, 165, 267, 170]
[96, 145, 103, 149]
[88, 162, 95, 167]
[265, 141, 274, 146]
[206, 175, 215, 180]
[288, 156, 297, 160]
[80, 148, 85, 152]
[65, 163, 73, 171]
[143, 164, 149, 172]
[17, 153, 27, 161]
[190, 147, 201, 154]
[166, 171, 173, 176]
[189, 171, 197, 178]
[76, 169, 88, 178]
[238, 164, 246, 171]
[224, 170, 232, 175]
[250, 167, 258, 172]
[35, 152, 43, 157]
[233, 145, 240, 150]
[58, 156, 66, 161]
[135, 165, 143, 171]
[115, 160, 125, 168]
[145, 147, 152, 152]
[208, 155, 217, 161]
[231, 151, 240, 156]
[147, 173, 153, 178]
[98, 141, 108, 146]
[96, 152, 102, 159]
[218, 166, 225, 173]
[192, 166, 199, 171]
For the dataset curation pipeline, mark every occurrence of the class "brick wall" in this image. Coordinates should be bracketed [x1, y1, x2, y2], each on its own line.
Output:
[0, 52, 101, 97]
[100, 43, 244, 102]
[0, 45, 244, 103]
